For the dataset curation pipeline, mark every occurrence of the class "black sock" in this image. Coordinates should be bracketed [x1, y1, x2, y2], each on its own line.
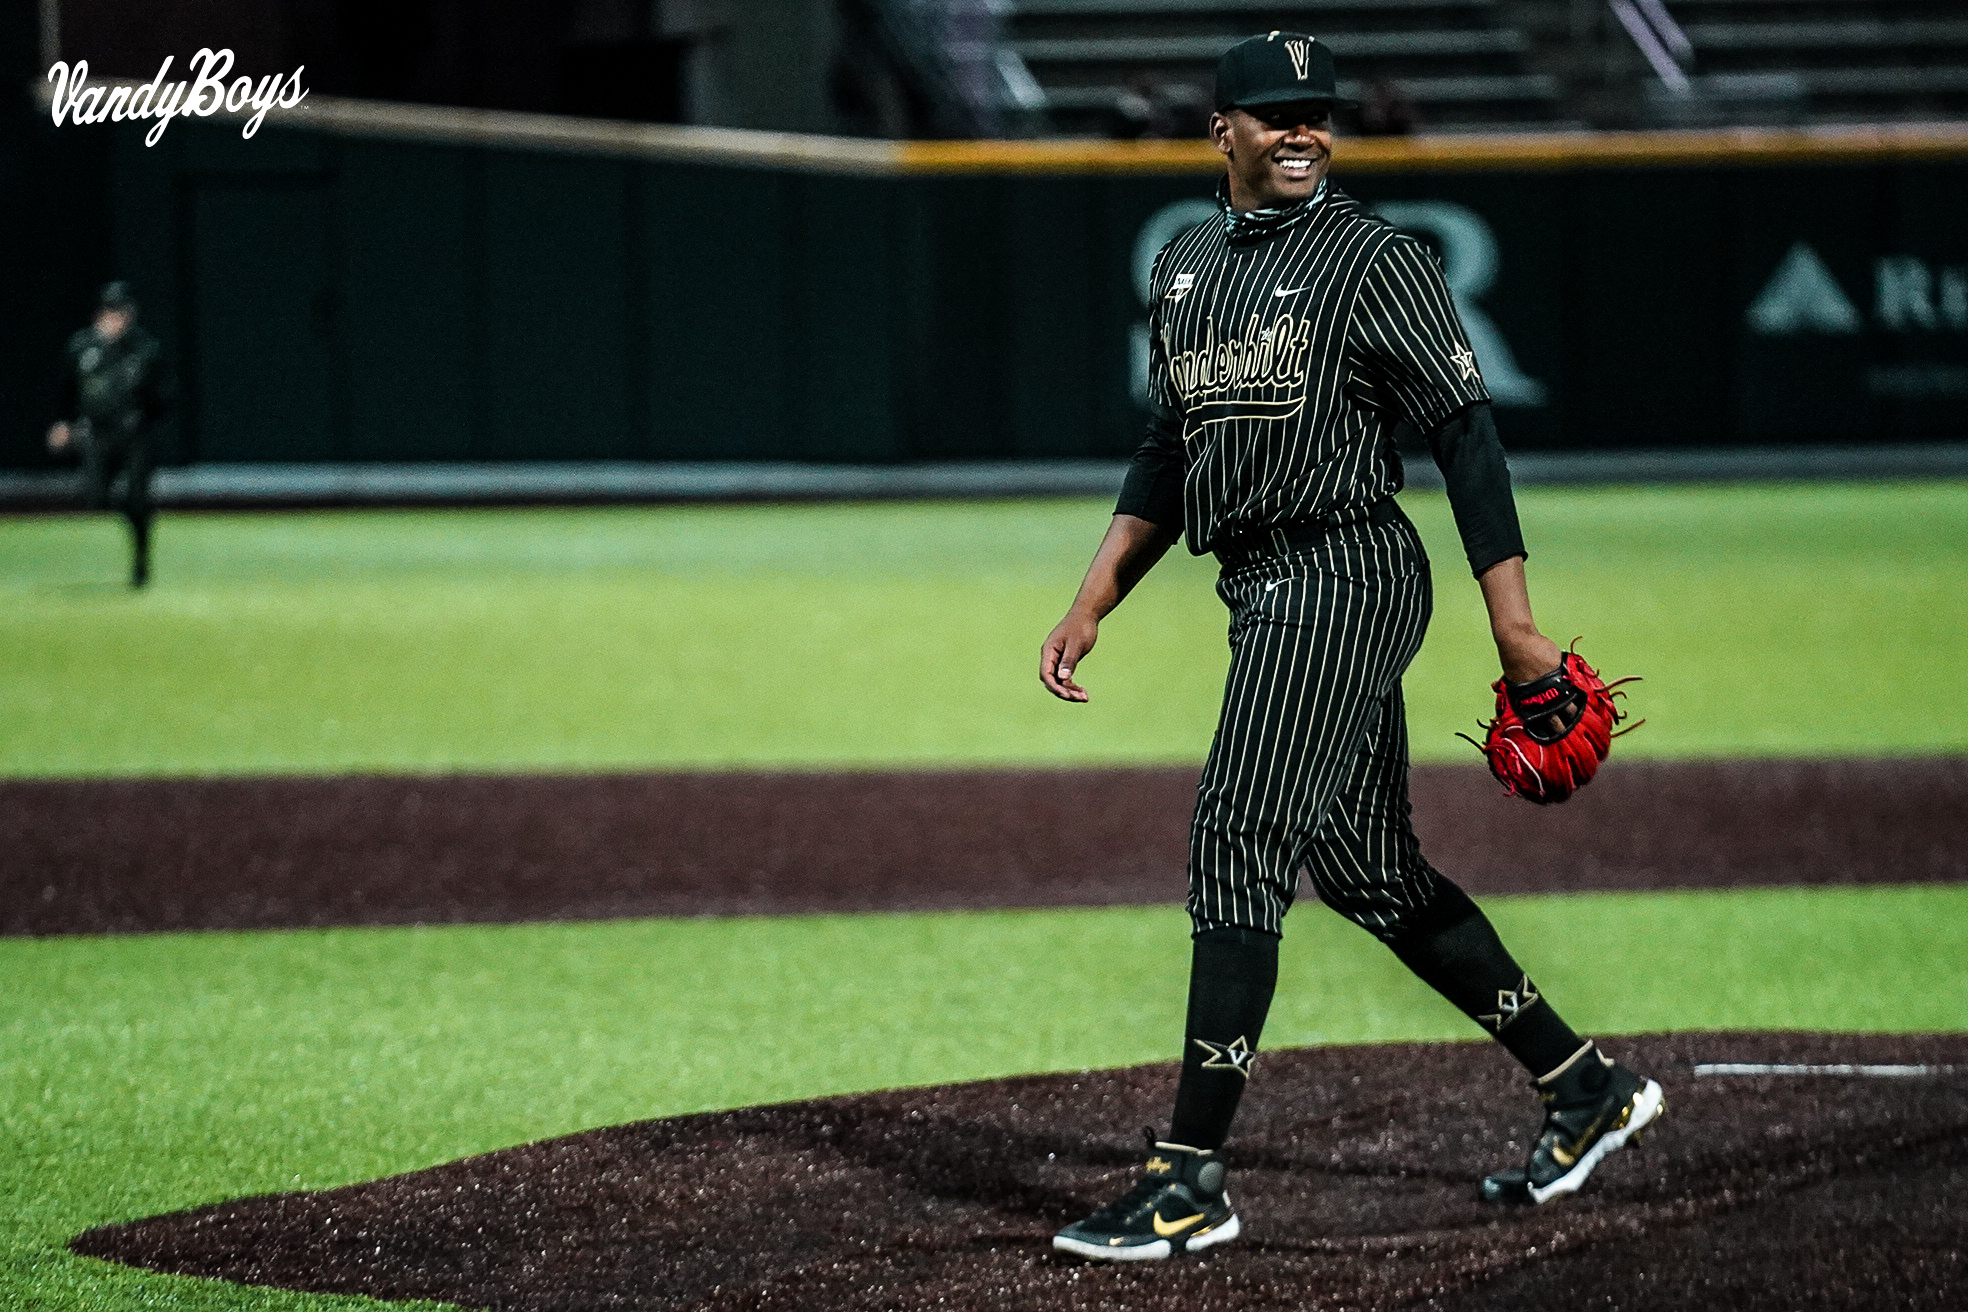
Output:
[1383, 880, 1584, 1077]
[1168, 927, 1279, 1150]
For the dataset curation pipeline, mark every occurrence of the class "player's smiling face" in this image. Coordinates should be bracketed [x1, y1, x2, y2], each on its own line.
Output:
[1211, 101, 1334, 212]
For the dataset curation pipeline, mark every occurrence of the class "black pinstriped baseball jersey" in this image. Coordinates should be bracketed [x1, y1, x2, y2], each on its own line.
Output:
[1119, 181, 1491, 556]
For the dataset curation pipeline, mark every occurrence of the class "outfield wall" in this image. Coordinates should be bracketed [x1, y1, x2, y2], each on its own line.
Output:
[8, 99, 1968, 469]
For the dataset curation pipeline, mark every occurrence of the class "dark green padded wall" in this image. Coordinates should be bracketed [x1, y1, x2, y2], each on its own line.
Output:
[6, 108, 1965, 468]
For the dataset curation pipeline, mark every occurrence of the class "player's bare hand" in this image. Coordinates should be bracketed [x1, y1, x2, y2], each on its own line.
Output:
[1498, 629, 1563, 686]
[1041, 610, 1099, 702]
[46, 422, 71, 452]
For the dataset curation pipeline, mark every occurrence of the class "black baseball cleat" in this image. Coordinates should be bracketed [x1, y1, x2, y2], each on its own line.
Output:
[1482, 1043, 1665, 1205]
[1053, 1137, 1241, 1261]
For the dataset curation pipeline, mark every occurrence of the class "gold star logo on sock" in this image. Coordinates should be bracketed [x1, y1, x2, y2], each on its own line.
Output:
[1478, 975, 1540, 1033]
[1193, 1035, 1256, 1078]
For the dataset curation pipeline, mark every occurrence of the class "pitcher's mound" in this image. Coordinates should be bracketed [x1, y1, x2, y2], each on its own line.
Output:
[75, 1032, 1967, 1311]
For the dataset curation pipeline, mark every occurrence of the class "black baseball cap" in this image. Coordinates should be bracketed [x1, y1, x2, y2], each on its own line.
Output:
[99, 280, 137, 310]
[1214, 32, 1357, 110]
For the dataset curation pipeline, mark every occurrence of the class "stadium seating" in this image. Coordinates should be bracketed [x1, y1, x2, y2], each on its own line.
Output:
[1666, 0, 1968, 123]
[1004, 0, 1568, 135]
[1000, 0, 1968, 135]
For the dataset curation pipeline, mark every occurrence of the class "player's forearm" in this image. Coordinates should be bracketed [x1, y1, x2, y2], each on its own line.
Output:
[1067, 514, 1182, 620]
[1476, 556, 1561, 683]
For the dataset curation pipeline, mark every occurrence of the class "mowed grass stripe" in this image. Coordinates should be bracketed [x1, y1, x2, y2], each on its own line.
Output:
[2, 480, 1965, 778]
[4, 885, 1966, 1310]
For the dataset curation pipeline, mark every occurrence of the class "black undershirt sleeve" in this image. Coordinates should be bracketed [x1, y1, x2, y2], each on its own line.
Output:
[1115, 273, 1186, 527]
[1116, 245, 1189, 530]
[1114, 408, 1185, 526]
[1425, 401, 1526, 577]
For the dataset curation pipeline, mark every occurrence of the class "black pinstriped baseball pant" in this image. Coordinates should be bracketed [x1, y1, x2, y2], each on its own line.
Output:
[1187, 508, 1443, 940]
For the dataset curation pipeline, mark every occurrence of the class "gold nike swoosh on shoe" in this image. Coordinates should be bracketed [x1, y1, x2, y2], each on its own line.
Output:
[1152, 1211, 1206, 1237]
[1551, 1104, 1619, 1167]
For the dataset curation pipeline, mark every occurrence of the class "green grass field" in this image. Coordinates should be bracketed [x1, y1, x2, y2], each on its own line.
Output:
[3, 480, 1966, 777]
[3, 481, 1964, 1310]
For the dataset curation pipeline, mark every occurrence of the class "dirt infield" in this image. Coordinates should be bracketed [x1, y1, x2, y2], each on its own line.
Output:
[6, 758, 1966, 936]
[75, 1031, 1966, 1311]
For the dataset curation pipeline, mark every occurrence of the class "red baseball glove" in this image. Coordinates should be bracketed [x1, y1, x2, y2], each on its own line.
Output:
[1461, 645, 1642, 805]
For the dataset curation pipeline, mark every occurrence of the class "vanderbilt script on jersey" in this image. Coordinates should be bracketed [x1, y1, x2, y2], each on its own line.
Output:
[1161, 313, 1317, 430]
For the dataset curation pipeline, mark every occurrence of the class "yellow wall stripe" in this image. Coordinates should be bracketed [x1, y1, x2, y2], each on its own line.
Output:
[52, 84, 1968, 176]
[901, 124, 1968, 176]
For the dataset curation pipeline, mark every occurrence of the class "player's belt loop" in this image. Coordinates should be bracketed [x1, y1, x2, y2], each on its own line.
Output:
[1269, 527, 1289, 556]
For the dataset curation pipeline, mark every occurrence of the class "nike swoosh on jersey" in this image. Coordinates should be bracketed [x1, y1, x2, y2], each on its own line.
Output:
[1273, 285, 1312, 297]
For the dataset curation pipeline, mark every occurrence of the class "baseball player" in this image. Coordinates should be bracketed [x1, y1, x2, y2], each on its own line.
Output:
[1040, 34, 1663, 1261]
[47, 281, 174, 588]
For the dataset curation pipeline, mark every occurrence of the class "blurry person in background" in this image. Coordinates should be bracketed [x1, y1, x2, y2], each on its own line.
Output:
[1358, 78, 1420, 137]
[47, 282, 175, 588]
